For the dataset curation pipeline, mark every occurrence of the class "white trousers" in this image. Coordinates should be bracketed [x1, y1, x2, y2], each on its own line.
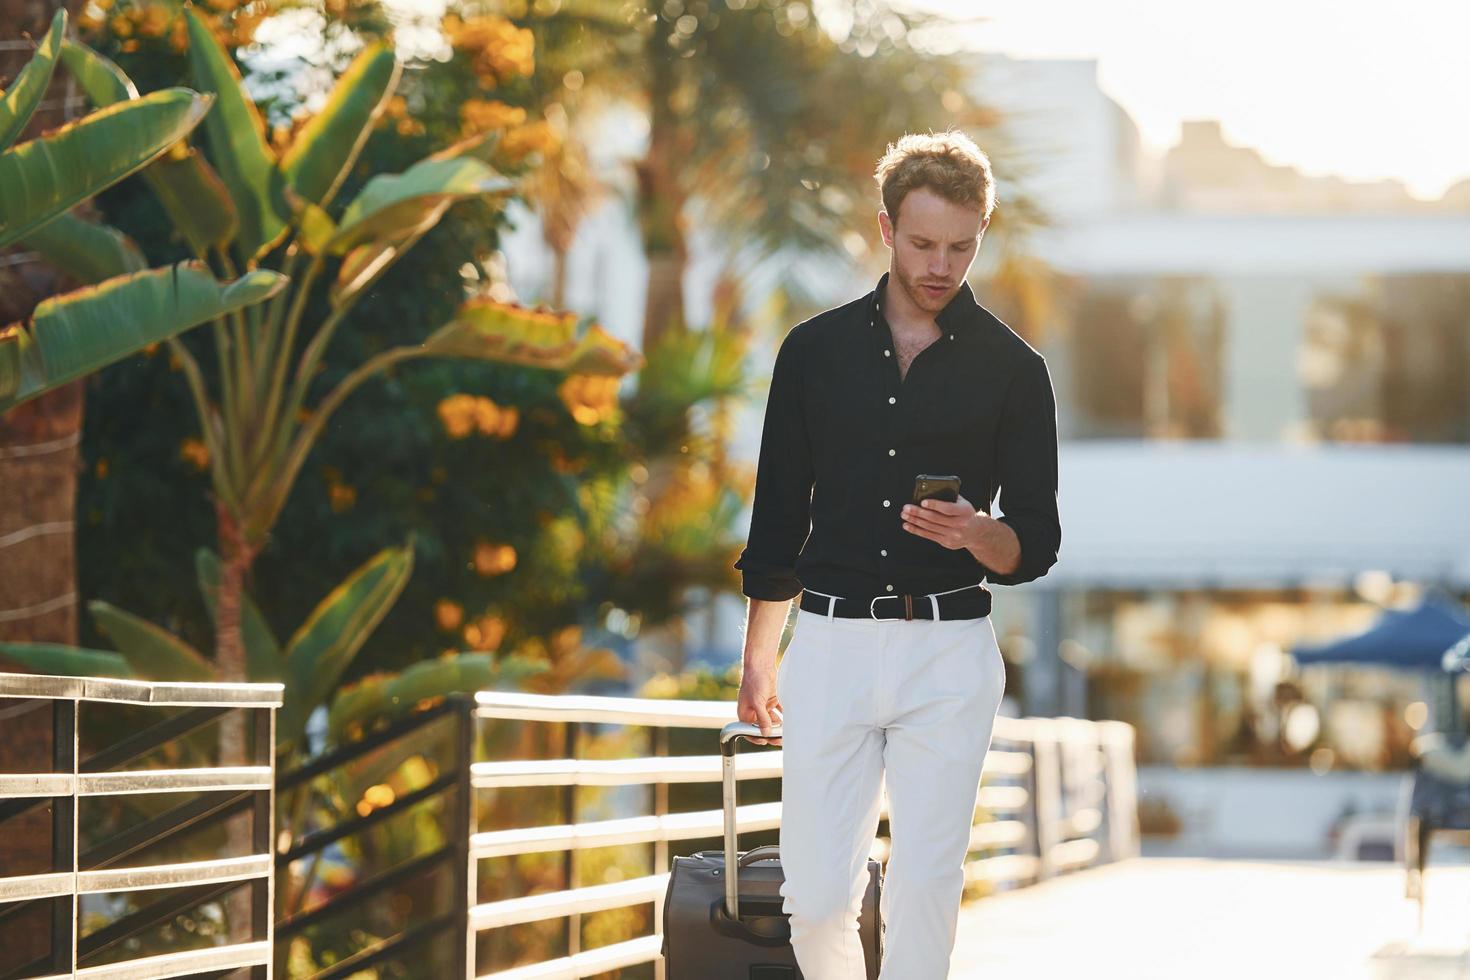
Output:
[776, 605, 1007, 980]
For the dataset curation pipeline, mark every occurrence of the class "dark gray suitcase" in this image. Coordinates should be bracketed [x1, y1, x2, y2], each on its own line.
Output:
[660, 719, 884, 978]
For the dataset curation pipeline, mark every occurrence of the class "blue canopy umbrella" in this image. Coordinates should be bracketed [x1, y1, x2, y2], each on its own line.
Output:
[1291, 597, 1470, 670]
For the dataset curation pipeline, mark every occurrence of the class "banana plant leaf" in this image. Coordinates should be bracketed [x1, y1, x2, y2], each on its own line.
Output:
[280, 43, 400, 209]
[327, 155, 513, 255]
[276, 543, 415, 755]
[184, 8, 287, 261]
[57, 36, 133, 106]
[326, 652, 548, 748]
[60, 40, 238, 255]
[87, 600, 214, 682]
[423, 299, 645, 376]
[19, 209, 147, 284]
[0, 262, 286, 413]
[195, 548, 283, 682]
[0, 10, 64, 148]
[0, 87, 214, 249]
[0, 642, 134, 678]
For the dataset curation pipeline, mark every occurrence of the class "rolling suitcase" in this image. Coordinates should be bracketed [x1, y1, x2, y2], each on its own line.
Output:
[660, 719, 884, 978]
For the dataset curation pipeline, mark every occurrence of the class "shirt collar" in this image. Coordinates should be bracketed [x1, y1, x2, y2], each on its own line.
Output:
[870, 270, 980, 335]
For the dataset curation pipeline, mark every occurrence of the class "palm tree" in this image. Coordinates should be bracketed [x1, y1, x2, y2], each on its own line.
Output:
[508, 1, 1038, 349]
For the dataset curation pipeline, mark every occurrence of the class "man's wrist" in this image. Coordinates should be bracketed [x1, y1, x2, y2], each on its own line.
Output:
[966, 515, 1020, 575]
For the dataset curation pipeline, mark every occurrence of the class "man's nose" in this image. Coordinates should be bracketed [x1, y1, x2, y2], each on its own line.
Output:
[929, 250, 951, 276]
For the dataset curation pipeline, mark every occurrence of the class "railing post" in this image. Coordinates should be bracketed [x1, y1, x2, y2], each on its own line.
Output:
[53, 695, 78, 975]
[562, 719, 581, 961]
[1030, 720, 1061, 881]
[1101, 722, 1141, 862]
[455, 697, 474, 980]
[652, 725, 668, 980]
[252, 703, 276, 979]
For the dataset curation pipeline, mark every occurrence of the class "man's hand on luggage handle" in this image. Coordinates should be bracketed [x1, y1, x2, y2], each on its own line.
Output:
[738, 668, 782, 745]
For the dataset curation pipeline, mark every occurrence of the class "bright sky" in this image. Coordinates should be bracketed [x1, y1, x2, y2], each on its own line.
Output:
[903, 0, 1470, 201]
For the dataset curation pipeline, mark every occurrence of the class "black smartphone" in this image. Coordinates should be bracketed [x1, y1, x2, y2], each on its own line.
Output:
[913, 473, 961, 505]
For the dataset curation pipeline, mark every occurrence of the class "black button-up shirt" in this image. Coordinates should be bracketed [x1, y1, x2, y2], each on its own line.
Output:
[733, 271, 1061, 602]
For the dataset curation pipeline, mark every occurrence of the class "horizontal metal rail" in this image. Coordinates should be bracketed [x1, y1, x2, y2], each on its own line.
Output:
[0, 672, 283, 706]
[469, 874, 669, 933]
[468, 692, 1140, 979]
[0, 671, 280, 978]
[469, 748, 1033, 789]
[475, 690, 1042, 743]
[73, 940, 272, 979]
[474, 935, 664, 980]
[77, 854, 272, 894]
[77, 766, 273, 796]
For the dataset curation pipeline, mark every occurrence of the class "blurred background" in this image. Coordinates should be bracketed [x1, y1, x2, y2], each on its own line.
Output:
[3, 0, 1470, 975]
[492, 0, 1470, 863]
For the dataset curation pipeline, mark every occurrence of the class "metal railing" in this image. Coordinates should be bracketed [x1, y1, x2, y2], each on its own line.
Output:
[274, 696, 474, 979]
[0, 671, 282, 980]
[466, 691, 1139, 979]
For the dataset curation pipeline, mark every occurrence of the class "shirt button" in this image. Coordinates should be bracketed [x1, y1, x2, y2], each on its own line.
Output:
[949, 333, 954, 340]
[880, 549, 888, 556]
[888, 449, 896, 456]
[886, 584, 895, 591]
[882, 499, 891, 507]
[888, 396, 896, 404]
[884, 349, 891, 357]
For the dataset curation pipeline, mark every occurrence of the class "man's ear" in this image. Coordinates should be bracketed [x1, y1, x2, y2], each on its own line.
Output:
[878, 210, 894, 248]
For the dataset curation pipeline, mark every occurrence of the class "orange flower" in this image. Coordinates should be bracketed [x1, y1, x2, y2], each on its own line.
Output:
[497, 120, 559, 165]
[444, 14, 535, 86]
[437, 393, 518, 439]
[328, 483, 356, 512]
[472, 540, 517, 576]
[459, 98, 527, 137]
[558, 374, 620, 425]
[137, 4, 169, 37]
[434, 599, 464, 632]
[179, 438, 209, 471]
[463, 613, 507, 651]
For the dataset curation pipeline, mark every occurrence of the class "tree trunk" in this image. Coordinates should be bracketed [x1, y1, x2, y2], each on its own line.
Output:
[635, 11, 688, 353]
[550, 246, 567, 308]
[0, 3, 87, 969]
[0, 0, 87, 651]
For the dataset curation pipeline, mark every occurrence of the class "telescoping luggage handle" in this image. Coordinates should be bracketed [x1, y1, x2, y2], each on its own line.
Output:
[720, 720, 783, 920]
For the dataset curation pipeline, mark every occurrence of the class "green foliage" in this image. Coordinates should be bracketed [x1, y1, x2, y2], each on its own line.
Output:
[0, 10, 283, 416]
[88, 599, 215, 681]
[277, 543, 415, 755]
[1, 262, 286, 413]
[0, 642, 133, 678]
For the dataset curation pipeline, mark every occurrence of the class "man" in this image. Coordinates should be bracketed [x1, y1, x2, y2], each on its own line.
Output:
[733, 130, 1062, 979]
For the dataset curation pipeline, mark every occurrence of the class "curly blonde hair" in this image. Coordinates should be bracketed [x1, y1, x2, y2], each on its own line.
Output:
[873, 130, 996, 226]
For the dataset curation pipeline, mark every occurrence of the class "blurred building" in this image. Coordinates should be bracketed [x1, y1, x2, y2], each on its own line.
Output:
[497, 49, 1470, 836]
[965, 51, 1470, 766]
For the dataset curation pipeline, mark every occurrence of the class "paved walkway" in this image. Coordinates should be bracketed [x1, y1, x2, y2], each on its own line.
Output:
[949, 857, 1470, 979]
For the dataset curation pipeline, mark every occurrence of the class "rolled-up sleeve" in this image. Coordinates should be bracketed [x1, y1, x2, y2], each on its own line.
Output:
[986, 353, 1061, 586]
[733, 327, 815, 600]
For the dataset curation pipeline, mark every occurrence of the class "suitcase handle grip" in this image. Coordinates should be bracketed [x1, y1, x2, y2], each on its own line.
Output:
[737, 844, 781, 868]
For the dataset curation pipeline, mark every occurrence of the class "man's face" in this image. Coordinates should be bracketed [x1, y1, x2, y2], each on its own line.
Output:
[878, 186, 987, 315]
